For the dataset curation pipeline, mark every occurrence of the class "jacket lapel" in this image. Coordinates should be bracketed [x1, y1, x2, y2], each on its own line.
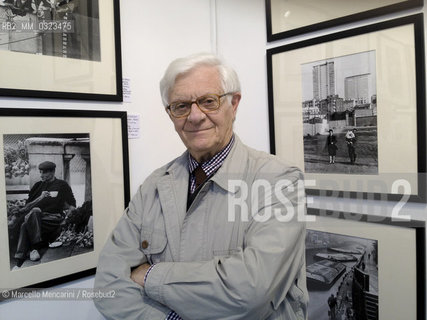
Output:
[156, 152, 189, 261]
[210, 135, 248, 194]
[156, 136, 247, 261]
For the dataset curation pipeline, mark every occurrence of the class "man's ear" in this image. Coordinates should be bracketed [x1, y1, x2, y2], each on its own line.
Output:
[231, 93, 241, 113]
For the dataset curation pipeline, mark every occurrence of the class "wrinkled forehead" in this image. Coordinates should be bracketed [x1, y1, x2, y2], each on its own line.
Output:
[170, 66, 223, 100]
[174, 65, 221, 86]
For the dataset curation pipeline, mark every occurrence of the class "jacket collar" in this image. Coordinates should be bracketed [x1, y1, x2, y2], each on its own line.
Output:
[209, 135, 247, 194]
[159, 134, 248, 199]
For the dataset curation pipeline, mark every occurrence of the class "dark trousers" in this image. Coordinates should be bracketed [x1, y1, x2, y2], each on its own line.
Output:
[14, 208, 63, 259]
[347, 144, 356, 163]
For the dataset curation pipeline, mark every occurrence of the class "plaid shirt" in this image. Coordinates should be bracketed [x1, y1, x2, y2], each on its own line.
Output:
[166, 310, 183, 320]
[188, 134, 235, 194]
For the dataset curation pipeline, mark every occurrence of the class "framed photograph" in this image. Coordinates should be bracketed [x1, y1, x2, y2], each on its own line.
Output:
[0, 108, 129, 292]
[0, 0, 122, 101]
[306, 208, 425, 320]
[266, 0, 423, 41]
[267, 14, 426, 202]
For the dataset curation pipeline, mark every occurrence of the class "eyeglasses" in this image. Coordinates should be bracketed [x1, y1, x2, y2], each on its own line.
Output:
[167, 93, 232, 118]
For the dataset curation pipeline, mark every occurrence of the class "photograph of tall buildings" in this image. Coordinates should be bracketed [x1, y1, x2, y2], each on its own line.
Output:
[301, 51, 378, 175]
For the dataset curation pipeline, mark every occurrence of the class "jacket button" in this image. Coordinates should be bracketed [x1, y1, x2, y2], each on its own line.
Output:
[141, 240, 149, 249]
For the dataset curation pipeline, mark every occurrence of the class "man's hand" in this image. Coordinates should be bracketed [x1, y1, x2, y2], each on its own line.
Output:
[40, 191, 51, 199]
[24, 207, 42, 223]
[10, 206, 20, 215]
[130, 263, 151, 287]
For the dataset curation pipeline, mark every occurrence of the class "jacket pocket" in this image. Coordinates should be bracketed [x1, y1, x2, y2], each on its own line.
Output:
[140, 226, 168, 264]
[287, 279, 308, 320]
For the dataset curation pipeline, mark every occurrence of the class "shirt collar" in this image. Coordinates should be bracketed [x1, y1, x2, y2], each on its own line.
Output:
[188, 134, 235, 176]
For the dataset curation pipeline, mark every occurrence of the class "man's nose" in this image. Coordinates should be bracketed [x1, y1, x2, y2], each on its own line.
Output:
[187, 102, 205, 122]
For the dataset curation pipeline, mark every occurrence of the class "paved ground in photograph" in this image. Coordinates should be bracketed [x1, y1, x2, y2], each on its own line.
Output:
[10, 243, 93, 270]
[304, 154, 378, 174]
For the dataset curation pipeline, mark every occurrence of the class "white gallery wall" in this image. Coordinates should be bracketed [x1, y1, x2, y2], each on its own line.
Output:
[0, 0, 426, 319]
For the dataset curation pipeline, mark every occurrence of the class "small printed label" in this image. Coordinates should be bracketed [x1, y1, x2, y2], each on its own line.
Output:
[127, 114, 140, 139]
[123, 78, 131, 103]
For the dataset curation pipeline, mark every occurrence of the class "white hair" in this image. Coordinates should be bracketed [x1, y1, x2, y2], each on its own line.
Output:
[159, 53, 241, 107]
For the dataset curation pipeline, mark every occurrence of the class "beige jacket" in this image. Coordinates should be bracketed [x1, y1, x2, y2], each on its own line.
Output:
[94, 136, 308, 320]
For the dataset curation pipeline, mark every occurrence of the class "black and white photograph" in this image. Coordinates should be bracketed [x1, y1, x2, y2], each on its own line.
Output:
[301, 51, 378, 175]
[0, 0, 121, 100]
[265, 0, 423, 41]
[0, 0, 100, 61]
[5, 133, 94, 271]
[0, 109, 129, 291]
[268, 14, 425, 200]
[306, 229, 378, 320]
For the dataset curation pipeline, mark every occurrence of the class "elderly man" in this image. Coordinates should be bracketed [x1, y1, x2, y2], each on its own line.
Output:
[345, 128, 357, 164]
[13, 160, 76, 268]
[94, 53, 308, 320]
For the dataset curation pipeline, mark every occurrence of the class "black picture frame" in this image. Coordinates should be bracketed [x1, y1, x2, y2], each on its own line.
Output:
[0, 108, 129, 294]
[267, 14, 426, 202]
[266, 0, 423, 41]
[306, 208, 425, 320]
[0, 0, 122, 101]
